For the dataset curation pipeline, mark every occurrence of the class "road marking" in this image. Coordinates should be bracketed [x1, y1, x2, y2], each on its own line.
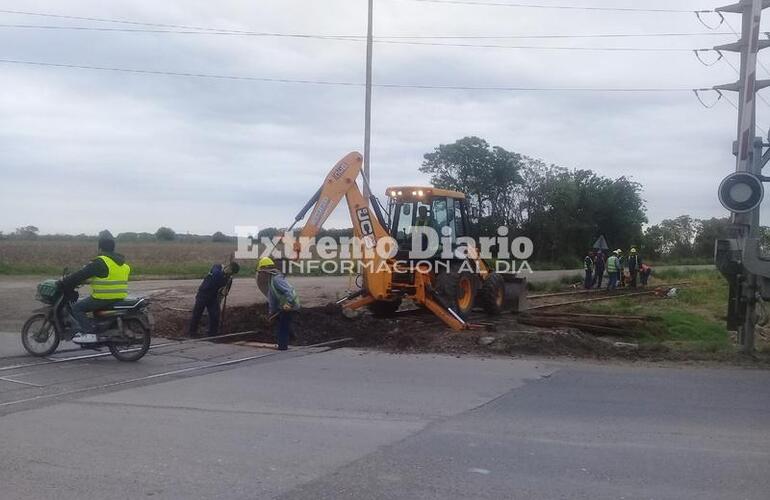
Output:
[0, 376, 43, 387]
[0, 330, 261, 373]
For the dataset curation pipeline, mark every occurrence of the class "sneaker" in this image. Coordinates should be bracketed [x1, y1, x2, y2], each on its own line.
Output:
[72, 333, 98, 344]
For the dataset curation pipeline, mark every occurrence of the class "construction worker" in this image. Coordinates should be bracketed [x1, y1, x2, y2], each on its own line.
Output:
[606, 250, 621, 291]
[257, 257, 300, 351]
[640, 263, 653, 286]
[592, 250, 606, 289]
[188, 262, 240, 338]
[59, 236, 130, 344]
[414, 205, 430, 227]
[583, 251, 594, 289]
[627, 247, 642, 288]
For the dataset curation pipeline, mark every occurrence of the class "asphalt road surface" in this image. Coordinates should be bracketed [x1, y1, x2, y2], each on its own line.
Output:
[0, 332, 766, 500]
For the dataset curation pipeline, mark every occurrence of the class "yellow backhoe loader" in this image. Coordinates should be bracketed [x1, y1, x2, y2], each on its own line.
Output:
[278, 151, 526, 330]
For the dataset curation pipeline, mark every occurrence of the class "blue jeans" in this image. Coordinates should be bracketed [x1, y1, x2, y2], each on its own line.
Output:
[71, 296, 119, 334]
[275, 312, 293, 350]
[607, 272, 619, 290]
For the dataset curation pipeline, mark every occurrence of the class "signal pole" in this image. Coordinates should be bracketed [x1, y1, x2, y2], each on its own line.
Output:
[714, 0, 770, 353]
[363, 0, 374, 198]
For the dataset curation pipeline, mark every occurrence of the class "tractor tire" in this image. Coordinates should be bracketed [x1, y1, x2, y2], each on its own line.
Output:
[369, 299, 402, 318]
[435, 265, 477, 319]
[478, 273, 505, 315]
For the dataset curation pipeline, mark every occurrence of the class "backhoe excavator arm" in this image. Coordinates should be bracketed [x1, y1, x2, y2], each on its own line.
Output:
[287, 152, 472, 331]
[289, 152, 392, 301]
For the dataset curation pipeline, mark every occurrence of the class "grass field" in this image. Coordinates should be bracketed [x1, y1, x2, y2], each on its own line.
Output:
[569, 269, 749, 353]
[0, 240, 244, 277]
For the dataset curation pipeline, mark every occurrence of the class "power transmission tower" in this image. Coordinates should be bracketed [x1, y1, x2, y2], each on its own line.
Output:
[714, 0, 770, 353]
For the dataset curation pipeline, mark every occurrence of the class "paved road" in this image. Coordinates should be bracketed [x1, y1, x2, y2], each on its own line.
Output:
[0, 336, 766, 500]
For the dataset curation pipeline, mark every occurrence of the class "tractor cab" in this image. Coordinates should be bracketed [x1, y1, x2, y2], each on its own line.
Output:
[385, 187, 470, 256]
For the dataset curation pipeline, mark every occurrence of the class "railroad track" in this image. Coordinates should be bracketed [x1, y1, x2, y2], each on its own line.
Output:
[0, 332, 353, 414]
[0, 330, 352, 373]
[527, 281, 691, 311]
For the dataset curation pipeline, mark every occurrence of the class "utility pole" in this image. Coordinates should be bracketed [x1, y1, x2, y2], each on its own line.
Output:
[714, 0, 770, 353]
[363, 0, 374, 198]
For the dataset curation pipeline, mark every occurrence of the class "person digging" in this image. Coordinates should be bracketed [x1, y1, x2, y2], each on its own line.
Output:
[256, 258, 300, 351]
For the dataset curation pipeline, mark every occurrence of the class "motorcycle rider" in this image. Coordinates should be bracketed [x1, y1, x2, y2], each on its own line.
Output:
[58, 236, 131, 344]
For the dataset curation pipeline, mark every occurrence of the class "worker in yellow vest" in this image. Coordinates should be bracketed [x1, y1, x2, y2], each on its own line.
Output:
[59, 236, 131, 344]
[606, 249, 621, 291]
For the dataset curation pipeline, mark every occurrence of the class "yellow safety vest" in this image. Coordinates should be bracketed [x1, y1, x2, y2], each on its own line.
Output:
[90, 256, 131, 300]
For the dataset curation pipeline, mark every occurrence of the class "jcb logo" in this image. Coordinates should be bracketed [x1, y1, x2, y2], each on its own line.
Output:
[357, 208, 373, 236]
[330, 162, 348, 181]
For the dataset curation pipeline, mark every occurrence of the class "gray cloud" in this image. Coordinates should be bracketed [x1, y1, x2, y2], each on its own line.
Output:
[0, 0, 765, 235]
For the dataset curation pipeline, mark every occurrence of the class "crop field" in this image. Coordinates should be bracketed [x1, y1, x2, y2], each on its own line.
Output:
[0, 240, 244, 277]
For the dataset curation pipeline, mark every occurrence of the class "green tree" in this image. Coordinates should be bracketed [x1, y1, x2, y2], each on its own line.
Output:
[212, 231, 230, 243]
[518, 166, 646, 262]
[641, 224, 666, 260]
[420, 137, 523, 226]
[693, 217, 730, 259]
[419, 137, 647, 263]
[14, 225, 39, 239]
[155, 227, 177, 241]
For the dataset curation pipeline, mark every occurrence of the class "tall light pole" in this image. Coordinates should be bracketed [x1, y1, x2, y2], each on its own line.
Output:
[363, 0, 374, 198]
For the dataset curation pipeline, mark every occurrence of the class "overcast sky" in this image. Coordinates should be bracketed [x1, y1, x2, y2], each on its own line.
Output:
[0, 0, 766, 235]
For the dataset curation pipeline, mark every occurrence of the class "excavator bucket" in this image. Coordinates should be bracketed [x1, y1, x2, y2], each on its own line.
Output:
[502, 275, 528, 313]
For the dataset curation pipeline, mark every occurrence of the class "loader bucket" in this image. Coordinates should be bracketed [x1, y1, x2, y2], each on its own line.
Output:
[501, 275, 528, 313]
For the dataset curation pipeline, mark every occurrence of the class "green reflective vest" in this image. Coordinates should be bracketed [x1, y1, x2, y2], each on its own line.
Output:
[607, 255, 619, 273]
[91, 256, 131, 300]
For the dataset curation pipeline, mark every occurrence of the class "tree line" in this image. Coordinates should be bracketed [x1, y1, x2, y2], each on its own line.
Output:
[420, 136, 647, 266]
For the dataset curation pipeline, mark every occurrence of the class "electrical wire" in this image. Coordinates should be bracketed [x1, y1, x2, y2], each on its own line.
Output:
[0, 57, 707, 92]
[719, 54, 770, 108]
[0, 23, 363, 41]
[372, 39, 695, 52]
[404, 0, 709, 13]
[723, 17, 770, 79]
[0, 22, 736, 40]
[722, 92, 769, 137]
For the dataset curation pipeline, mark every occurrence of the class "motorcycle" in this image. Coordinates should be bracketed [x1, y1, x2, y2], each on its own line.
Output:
[20, 273, 153, 362]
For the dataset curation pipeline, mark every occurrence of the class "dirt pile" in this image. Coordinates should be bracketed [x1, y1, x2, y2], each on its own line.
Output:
[151, 302, 664, 359]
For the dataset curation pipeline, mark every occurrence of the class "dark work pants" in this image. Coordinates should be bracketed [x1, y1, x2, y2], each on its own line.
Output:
[629, 269, 638, 288]
[593, 268, 604, 289]
[71, 296, 119, 334]
[189, 295, 220, 337]
[584, 270, 593, 289]
[275, 312, 293, 350]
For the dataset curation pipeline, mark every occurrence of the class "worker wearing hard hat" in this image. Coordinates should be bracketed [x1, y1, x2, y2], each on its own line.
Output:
[627, 247, 642, 288]
[257, 257, 300, 351]
[606, 250, 622, 291]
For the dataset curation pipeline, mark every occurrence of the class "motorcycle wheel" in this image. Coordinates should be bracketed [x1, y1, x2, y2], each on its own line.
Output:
[21, 313, 60, 357]
[108, 319, 151, 362]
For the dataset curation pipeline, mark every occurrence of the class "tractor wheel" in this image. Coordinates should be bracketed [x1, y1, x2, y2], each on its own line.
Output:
[435, 266, 477, 318]
[479, 273, 505, 315]
[369, 299, 402, 318]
